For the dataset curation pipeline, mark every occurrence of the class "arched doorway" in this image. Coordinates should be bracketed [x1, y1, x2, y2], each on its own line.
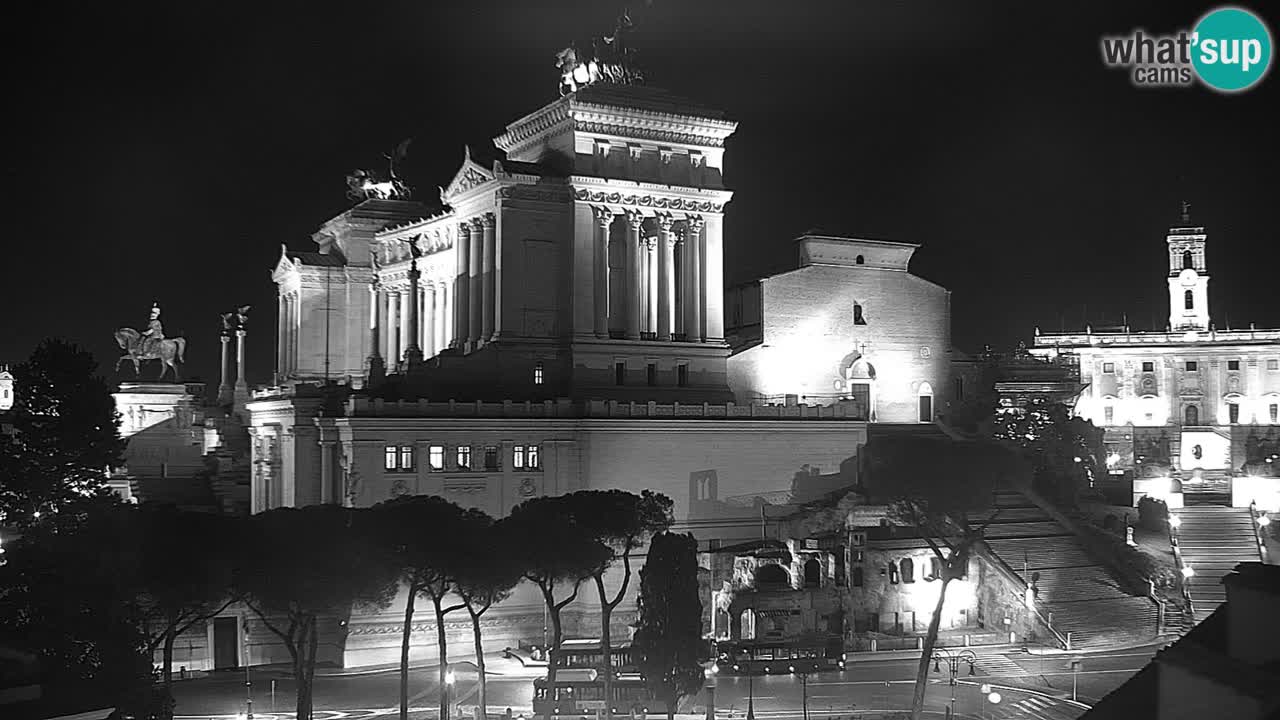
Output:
[803, 558, 821, 588]
[1185, 404, 1200, 426]
[917, 381, 934, 423]
[843, 356, 877, 421]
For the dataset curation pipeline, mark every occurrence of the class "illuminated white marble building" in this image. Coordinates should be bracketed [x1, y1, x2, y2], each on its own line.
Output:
[1032, 214, 1280, 505]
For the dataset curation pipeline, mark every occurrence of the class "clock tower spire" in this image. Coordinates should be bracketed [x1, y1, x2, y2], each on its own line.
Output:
[1166, 201, 1210, 332]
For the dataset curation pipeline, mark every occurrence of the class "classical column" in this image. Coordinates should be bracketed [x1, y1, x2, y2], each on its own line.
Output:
[218, 332, 232, 405]
[234, 328, 248, 400]
[287, 293, 298, 373]
[703, 214, 726, 342]
[386, 289, 400, 364]
[645, 237, 658, 335]
[481, 213, 496, 341]
[657, 214, 675, 341]
[404, 259, 423, 368]
[625, 210, 643, 340]
[319, 439, 336, 505]
[685, 216, 704, 342]
[424, 284, 437, 357]
[399, 287, 414, 365]
[276, 293, 286, 380]
[468, 217, 484, 346]
[593, 207, 612, 338]
[441, 281, 452, 349]
[673, 233, 686, 338]
[367, 283, 385, 385]
[454, 223, 471, 348]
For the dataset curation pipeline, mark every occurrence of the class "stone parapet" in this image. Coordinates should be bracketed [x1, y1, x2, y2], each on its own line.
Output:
[340, 396, 871, 420]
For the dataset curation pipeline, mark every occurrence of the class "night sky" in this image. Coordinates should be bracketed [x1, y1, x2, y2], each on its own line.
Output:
[5, 1, 1278, 390]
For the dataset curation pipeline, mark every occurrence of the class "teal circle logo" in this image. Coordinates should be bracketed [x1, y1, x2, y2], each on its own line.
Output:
[1192, 7, 1273, 92]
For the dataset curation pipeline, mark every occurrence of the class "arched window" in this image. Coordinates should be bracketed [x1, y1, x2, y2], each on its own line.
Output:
[853, 304, 867, 325]
[1183, 250, 1193, 270]
[803, 558, 821, 588]
[1184, 404, 1200, 426]
[756, 563, 788, 587]
[1185, 290, 1194, 310]
[900, 558, 915, 584]
[929, 556, 943, 581]
[855, 255, 865, 265]
[917, 382, 935, 423]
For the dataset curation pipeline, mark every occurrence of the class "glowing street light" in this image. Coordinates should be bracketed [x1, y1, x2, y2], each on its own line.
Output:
[444, 667, 456, 720]
[1168, 514, 1182, 529]
[1182, 565, 1195, 579]
[1258, 514, 1271, 528]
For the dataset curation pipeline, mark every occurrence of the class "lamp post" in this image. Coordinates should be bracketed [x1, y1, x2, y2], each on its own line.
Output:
[445, 667, 456, 720]
[745, 663, 755, 720]
[930, 648, 976, 720]
[703, 664, 718, 720]
[789, 661, 818, 720]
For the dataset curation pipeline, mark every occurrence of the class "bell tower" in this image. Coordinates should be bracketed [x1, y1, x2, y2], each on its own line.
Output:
[1166, 202, 1210, 332]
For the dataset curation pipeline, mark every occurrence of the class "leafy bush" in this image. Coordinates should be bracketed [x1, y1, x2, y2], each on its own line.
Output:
[1137, 497, 1169, 532]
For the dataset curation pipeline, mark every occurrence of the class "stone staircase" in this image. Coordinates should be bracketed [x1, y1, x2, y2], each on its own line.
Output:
[1173, 505, 1262, 623]
[977, 491, 1160, 650]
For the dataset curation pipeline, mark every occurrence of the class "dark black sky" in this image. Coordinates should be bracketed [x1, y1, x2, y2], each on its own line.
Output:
[5, 1, 1278, 389]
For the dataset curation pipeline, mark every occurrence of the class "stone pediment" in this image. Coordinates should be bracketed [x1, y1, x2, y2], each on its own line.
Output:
[271, 244, 300, 283]
[442, 147, 494, 203]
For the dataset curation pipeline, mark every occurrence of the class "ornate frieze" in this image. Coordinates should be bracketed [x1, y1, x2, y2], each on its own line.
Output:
[496, 185, 573, 204]
[573, 188, 723, 213]
[572, 119, 728, 148]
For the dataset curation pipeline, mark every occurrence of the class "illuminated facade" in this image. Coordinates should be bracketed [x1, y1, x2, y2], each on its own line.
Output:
[1032, 216, 1280, 505]
[725, 234, 951, 423]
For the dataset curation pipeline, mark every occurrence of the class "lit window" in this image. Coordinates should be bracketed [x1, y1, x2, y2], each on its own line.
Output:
[615, 362, 626, 386]
[398, 446, 415, 471]
[1228, 360, 1240, 371]
[484, 446, 499, 471]
[456, 445, 472, 470]
[853, 304, 866, 325]
[1186, 361, 1198, 372]
[527, 444, 540, 469]
[534, 361, 544, 385]
[385, 445, 398, 471]
[677, 364, 689, 387]
[647, 363, 657, 386]
[429, 445, 445, 471]
[1103, 362, 1115, 374]
[514, 445, 526, 469]
[1142, 361, 1154, 372]
[1228, 403, 1240, 424]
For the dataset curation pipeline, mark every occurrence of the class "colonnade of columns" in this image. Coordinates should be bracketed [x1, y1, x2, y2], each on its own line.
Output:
[368, 279, 454, 367]
[454, 213, 498, 350]
[276, 290, 300, 377]
[592, 208, 710, 342]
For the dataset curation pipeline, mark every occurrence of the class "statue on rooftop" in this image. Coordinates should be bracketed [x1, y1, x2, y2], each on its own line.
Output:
[346, 139, 413, 201]
[557, 8, 643, 95]
[115, 302, 187, 381]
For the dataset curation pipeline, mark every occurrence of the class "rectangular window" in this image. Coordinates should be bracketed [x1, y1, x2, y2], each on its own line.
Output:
[953, 377, 964, 401]
[456, 445, 471, 470]
[1229, 403, 1240, 424]
[533, 361, 544, 385]
[677, 364, 689, 387]
[429, 445, 445, 471]
[513, 445, 526, 469]
[647, 363, 657, 386]
[384, 445, 398, 471]
[1142, 361, 1154, 372]
[484, 446, 499, 471]
[1269, 359, 1279, 371]
[398, 446, 415, 471]
[1228, 360, 1240, 371]
[1103, 362, 1115, 374]
[1186, 361, 1198, 372]
[1271, 404, 1278, 423]
[615, 362, 626, 386]
[1104, 406, 1114, 425]
[527, 444, 540, 469]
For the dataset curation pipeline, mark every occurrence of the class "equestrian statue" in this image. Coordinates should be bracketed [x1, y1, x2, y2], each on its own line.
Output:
[115, 302, 187, 381]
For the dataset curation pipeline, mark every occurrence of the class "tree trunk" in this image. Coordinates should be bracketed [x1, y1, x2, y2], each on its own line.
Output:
[433, 596, 451, 720]
[471, 608, 487, 720]
[162, 624, 176, 688]
[293, 618, 313, 720]
[542, 588, 565, 720]
[595, 575, 616, 720]
[401, 584, 419, 720]
[909, 576, 952, 720]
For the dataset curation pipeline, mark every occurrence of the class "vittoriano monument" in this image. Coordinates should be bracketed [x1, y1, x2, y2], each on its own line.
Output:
[115, 302, 187, 381]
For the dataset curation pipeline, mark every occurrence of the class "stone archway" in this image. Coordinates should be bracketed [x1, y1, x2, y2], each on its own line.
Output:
[838, 352, 877, 421]
[803, 557, 821, 587]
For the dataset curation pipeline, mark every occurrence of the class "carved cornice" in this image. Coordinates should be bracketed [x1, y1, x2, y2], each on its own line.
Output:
[496, 185, 573, 204]
[574, 188, 724, 214]
[493, 102, 573, 153]
[573, 119, 729, 148]
[348, 612, 545, 637]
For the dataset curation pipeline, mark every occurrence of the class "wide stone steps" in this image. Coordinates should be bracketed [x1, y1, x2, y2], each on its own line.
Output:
[983, 521, 1075, 539]
[1018, 567, 1131, 603]
[1172, 506, 1261, 623]
[986, 538, 1096, 569]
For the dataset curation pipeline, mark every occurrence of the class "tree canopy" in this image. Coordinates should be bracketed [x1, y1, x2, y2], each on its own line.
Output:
[634, 532, 704, 720]
[0, 339, 125, 528]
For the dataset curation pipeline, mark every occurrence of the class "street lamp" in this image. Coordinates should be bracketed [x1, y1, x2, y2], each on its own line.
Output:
[790, 662, 819, 720]
[745, 661, 755, 720]
[931, 648, 976, 720]
[445, 667, 457, 720]
[703, 663, 718, 720]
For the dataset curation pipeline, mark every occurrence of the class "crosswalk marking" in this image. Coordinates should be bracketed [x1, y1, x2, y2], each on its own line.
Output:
[973, 653, 1028, 678]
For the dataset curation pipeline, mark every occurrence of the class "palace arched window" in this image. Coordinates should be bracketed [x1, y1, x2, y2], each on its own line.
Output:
[1185, 290, 1194, 310]
[1183, 250, 1194, 270]
[854, 304, 866, 325]
[855, 255, 865, 265]
[900, 558, 915, 583]
[804, 558, 821, 588]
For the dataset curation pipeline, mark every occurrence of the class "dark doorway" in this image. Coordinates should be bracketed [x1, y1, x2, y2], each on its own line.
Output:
[1185, 404, 1199, 426]
[213, 616, 239, 669]
[803, 558, 821, 588]
[918, 395, 933, 423]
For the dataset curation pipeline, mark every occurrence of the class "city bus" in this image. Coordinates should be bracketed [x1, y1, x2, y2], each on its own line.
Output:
[532, 671, 671, 717]
[715, 638, 845, 675]
[555, 638, 641, 672]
